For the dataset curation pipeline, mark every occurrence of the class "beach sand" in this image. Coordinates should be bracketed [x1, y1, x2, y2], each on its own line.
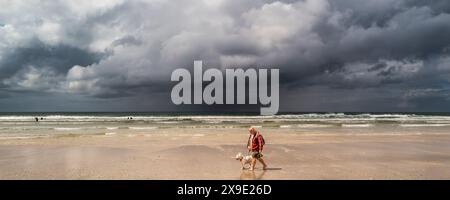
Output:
[1, 128, 450, 179]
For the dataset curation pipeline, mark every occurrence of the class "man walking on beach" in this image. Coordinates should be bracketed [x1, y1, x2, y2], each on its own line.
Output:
[247, 127, 267, 170]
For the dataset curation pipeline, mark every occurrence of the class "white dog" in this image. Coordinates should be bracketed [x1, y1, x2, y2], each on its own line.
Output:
[234, 152, 253, 170]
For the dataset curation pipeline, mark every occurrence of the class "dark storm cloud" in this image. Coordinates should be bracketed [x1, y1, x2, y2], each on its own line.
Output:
[0, 39, 102, 78]
[1, 0, 450, 112]
[0, 39, 103, 94]
[280, 1, 450, 89]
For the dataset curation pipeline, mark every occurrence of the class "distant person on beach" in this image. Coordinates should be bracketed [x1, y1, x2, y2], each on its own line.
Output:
[247, 127, 267, 170]
[35, 117, 39, 122]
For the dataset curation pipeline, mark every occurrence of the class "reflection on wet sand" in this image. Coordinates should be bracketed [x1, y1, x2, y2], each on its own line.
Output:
[240, 170, 266, 180]
[239, 168, 282, 180]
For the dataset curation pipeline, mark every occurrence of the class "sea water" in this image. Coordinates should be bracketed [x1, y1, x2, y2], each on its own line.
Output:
[1, 112, 450, 139]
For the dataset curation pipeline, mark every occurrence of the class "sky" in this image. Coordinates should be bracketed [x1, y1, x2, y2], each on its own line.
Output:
[1, 0, 450, 113]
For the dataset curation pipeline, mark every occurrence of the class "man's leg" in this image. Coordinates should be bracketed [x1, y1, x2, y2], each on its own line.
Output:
[250, 158, 257, 171]
[257, 158, 267, 170]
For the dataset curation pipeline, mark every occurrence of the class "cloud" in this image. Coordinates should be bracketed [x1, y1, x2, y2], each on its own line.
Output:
[311, 59, 423, 88]
[1, 0, 450, 111]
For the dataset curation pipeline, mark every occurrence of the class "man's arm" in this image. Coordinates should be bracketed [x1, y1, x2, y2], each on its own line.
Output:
[247, 135, 252, 152]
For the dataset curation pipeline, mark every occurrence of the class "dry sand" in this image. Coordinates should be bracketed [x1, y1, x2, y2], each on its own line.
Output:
[1, 128, 450, 179]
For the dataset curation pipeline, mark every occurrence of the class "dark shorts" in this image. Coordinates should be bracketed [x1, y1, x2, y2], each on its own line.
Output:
[251, 151, 263, 159]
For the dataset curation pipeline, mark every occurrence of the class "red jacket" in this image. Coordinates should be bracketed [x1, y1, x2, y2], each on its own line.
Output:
[248, 132, 264, 152]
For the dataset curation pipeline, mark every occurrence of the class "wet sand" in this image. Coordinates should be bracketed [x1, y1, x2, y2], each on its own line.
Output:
[1, 128, 450, 179]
